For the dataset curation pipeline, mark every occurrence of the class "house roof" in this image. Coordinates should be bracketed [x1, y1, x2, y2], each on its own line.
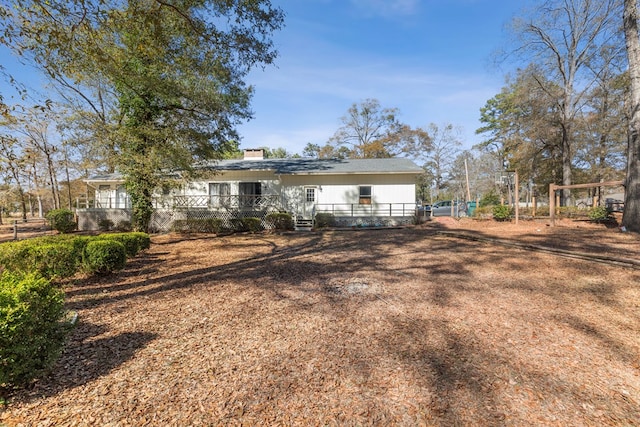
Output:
[208, 157, 423, 175]
[85, 157, 423, 183]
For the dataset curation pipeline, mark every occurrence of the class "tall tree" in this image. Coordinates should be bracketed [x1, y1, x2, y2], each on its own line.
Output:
[11, 108, 63, 209]
[507, 0, 623, 204]
[423, 123, 461, 199]
[326, 99, 431, 159]
[1, 0, 284, 231]
[623, 0, 640, 232]
[477, 68, 565, 197]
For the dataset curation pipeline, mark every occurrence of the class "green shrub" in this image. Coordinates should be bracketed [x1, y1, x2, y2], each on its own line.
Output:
[265, 213, 294, 231]
[97, 219, 114, 231]
[0, 236, 91, 280]
[96, 233, 141, 258]
[492, 205, 513, 221]
[29, 242, 79, 279]
[0, 272, 68, 390]
[45, 209, 77, 234]
[557, 206, 584, 218]
[588, 206, 611, 222]
[83, 240, 127, 274]
[533, 206, 550, 216]
[479, 190, 501, 207]
[172, 218, 223, 233]
[315, 212, 336, 228]
[0, 240, 32, 274]
[240, 217, 262, 233]
[130, 232, 151, 251]
[96, 232, 150, 257]
[472, 205, 493, 219]
[115, 220, 132, 232]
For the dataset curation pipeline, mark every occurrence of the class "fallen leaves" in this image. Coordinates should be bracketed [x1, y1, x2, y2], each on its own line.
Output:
[1, 223, 639, 426]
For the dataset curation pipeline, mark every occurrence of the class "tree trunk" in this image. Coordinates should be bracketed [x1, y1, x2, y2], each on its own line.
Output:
[623, 0, 640, 232]
[561, 123, 573, 206]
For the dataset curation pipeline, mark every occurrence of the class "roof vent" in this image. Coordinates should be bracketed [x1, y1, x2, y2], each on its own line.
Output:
[243, 148, 264, 160]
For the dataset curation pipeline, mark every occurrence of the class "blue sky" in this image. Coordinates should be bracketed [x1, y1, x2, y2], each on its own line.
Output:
[236, 0, 530, 154]
[1, 0, 530, 154]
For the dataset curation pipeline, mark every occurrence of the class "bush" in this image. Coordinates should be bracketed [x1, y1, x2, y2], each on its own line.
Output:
[45, 209, 77, 234]
[0, 236, 93, 280]
[115, 220, 132, 232]
[130, 232, 151, 251]
[29, 242, 80, 279]
[588, 206, 611, 222]
[265, 213, 294, 231]
[96, 232, 150, 257]
[0, 272, 68, 390]
[235, 217, 262, 233]
[172, 218, 223, 233]
[479, 190, 501, 207]
[83, 240, 127, 274]
[315, 212, 336, 228]
[0, 241, 33, 274]
[557, 206, 583, 218]
[96, 233, 140, 258]
[492, 205, 513, 221]
[97, 219, 114, 231]
[472, 206, 493, 219]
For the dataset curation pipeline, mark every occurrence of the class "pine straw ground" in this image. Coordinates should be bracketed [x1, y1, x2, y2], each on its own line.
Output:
[1, 218, 640, 426]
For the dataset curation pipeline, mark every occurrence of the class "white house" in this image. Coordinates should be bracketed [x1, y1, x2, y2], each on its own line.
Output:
[78, 149, 423, 231]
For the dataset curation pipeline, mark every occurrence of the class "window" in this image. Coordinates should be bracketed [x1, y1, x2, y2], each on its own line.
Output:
[359, 186, 372, 205]
[239, 182, 262, 208]
[306, 188, 315, 202]
[209, 183, 231, 207]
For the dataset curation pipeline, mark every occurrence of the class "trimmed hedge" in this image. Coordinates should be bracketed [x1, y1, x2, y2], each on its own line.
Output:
[231, 217, 262, 233]
[0, 272, 68, 390]
[0, 233, 149, 279]
[172, 218, 224, 233]
[45, 209, 77, 234]
[96, 233, 141, 258]
[265, 213, 294, 231]
[83, 240, 127, 274]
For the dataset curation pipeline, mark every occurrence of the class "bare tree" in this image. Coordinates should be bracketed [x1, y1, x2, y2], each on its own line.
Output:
[507, 0, 623, 205]
[12, 108, 62, 209]
[0, 135, 29, 220]
[327, 99, 432, 159]
[623, 0, 640, 232]
[423, 123, 462, 199]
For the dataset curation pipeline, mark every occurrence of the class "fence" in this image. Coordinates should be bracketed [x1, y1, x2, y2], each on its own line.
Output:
[76, 198, 418, 231]
[0, 217, 52, 242]
[76, 206, 284, 232]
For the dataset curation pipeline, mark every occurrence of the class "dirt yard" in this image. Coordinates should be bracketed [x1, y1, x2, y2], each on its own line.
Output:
[1, 218, 639, 426]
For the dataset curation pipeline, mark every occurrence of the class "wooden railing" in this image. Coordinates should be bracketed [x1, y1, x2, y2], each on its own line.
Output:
[314, 203, 416, 217]
[87, 194, 283, 210]
[171, 194, 282, 210]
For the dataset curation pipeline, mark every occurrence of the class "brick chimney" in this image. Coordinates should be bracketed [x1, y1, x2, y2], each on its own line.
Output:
[243, 148, 264, 160]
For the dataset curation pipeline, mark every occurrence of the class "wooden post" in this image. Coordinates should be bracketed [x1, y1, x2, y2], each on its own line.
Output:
[13, 220, 17, 240]
[549, 184, 556, 226]
[514, 170, 519, 225]
[532, 196, 537, 217]
[464, 159, 472, 202]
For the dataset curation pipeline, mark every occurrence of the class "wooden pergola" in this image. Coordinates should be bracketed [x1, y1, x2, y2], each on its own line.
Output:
[549, 180, 625, 226]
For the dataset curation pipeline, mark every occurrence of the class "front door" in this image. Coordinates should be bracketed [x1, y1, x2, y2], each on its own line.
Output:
[303, 187, 316, 218]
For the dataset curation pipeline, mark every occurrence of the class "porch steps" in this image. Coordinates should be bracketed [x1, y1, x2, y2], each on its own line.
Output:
[295, 218, 314, 231]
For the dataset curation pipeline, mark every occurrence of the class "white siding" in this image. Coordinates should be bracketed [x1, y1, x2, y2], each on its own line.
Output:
[280, 173, 416, 217]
